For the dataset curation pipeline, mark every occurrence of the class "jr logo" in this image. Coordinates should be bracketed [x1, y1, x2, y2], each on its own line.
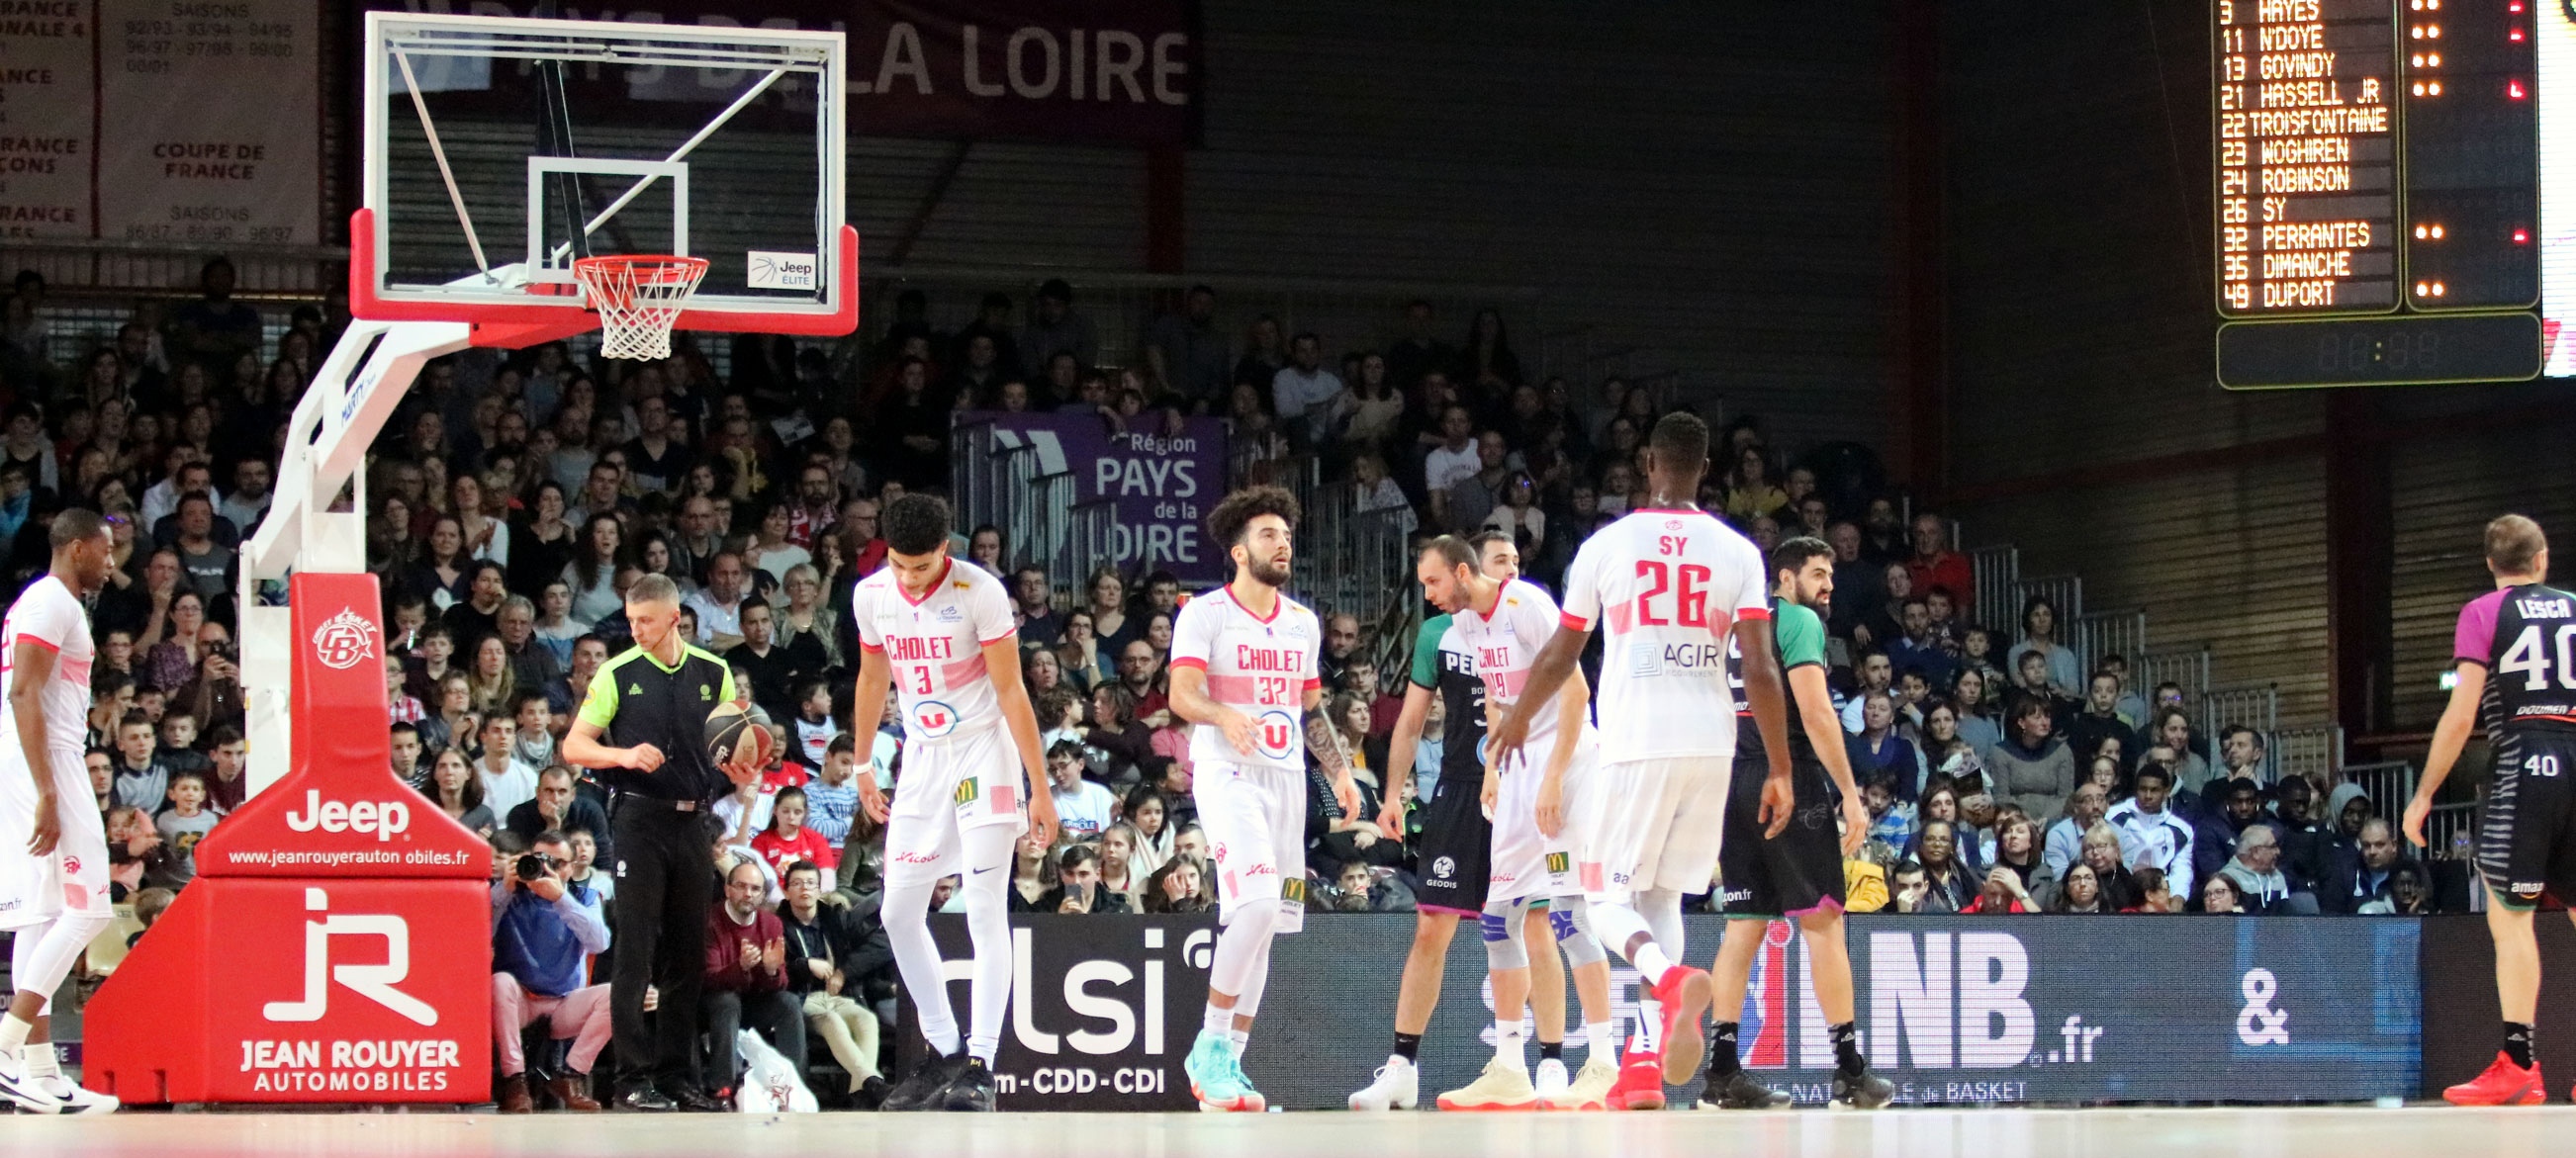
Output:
[262, 887, 437, 1027]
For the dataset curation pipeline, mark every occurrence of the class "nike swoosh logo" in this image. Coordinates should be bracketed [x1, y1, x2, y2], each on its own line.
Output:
[971, 865, 998, 874]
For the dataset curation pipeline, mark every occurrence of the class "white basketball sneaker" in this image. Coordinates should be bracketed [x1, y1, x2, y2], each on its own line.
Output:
[1534, 1057, 1571, 1104]
[1545, 1056, 1619, 1111]
[0, 1045, 62, 1113]
[1348, 1055, 1420, 1111]
[24, 1046, 116, 1114]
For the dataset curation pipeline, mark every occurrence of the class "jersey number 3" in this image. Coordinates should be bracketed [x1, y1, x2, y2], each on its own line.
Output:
[1633, 560, 1713, 628]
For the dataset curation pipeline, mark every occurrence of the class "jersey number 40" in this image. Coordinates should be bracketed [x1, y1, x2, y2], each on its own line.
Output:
[2500, 624, 2576, 690]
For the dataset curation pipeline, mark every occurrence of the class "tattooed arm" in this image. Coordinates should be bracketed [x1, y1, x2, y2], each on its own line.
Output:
[1305, 686, 1359, 819]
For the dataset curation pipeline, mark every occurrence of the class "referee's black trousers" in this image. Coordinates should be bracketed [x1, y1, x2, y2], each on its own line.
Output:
[609, 800, 714, 1091]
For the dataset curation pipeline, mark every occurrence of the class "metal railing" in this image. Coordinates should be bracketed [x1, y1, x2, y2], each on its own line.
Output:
[2134, 649, 2214, 711]
[2271, 725, 2346, 786]
[868, 266, 1542, 389]
[2425, 801, 2479, 861]
[0, 236, 345, 301]
[2337, 760, 2416, 819]
[948, 416, 1119, 596]
[1968, 545, 2019, 634]
[2068, 608, 2147, 680]
[2201, 683, 2280, 741]
[1277, 456, 1417, 625]
[2010, 574, 2084, 627]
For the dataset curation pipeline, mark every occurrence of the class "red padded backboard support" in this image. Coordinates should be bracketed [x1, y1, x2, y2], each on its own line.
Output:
[85, 573, 495, 1104]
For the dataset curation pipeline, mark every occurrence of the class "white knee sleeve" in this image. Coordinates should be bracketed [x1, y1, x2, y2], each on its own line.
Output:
[1233, 935, 1274, 1023]
[1208, 900, 1278, 999]
[1548, 896, 1607, 968]
[1639, 887, 1686, 961]
[880, 874, 959, 1055]
[960, 825, 1017, 1063]
[1482, 897, 1531, 972]
[11, 911, 110, 1015]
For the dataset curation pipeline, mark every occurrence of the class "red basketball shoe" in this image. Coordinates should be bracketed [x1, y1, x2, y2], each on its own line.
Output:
[2444, 1052, 2545, 1107]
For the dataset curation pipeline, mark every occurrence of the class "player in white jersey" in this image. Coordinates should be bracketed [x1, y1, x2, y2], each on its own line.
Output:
[0, 508, 120, 1113]
[1167, 486, 1355, 1113]
[1414, 534, 1621, 1111]
[850, 494, 1058, 1113]
[1491, 412, 1798, 1112]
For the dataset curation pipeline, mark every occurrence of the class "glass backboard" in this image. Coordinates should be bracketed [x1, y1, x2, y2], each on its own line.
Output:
[355, 12, 855, 341]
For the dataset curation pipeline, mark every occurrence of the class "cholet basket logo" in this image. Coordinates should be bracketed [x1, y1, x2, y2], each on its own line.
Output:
[311, 609, 378, 670]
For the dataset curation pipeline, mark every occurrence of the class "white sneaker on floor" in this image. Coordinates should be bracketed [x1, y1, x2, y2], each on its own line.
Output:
[1533, 1058, 1570, 1103]
[1436, 1057, 1538, 1111]
[1348, 1056, 1419, 1111]
[0, 1047, 61, 1114]
[1545, 1056, 1619, 1111]
[24, 1046, 116, 1114]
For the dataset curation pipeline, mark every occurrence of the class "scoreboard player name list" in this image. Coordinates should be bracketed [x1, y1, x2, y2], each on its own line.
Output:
[2216, 0, 2396, 313]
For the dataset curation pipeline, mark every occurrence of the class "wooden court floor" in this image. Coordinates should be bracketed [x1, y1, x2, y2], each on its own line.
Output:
[0, 1105, 2571, 1158]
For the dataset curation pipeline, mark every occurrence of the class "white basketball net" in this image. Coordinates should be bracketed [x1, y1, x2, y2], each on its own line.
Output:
[572, 255, 710, 361]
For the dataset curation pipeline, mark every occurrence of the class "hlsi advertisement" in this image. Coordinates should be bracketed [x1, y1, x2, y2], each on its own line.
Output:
[901, 914, 1214, 1110]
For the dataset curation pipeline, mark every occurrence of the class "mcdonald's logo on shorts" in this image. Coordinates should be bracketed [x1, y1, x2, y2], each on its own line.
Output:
[1281, 878, 1307, 904]
[954, 777, 980, 806]
[1546, 851, 1571, 875]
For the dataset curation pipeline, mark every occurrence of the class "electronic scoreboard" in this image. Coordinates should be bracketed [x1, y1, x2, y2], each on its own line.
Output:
[2212, 0, 2567, 388]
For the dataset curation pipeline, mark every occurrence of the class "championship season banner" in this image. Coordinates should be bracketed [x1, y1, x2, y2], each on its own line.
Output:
[362, 0, 1201, 147]
[902, 913, 1216, 1111]
[967, 412, 1230, 585]
[0, 0, 323, 243]
[1245, 915, 2421, 1109]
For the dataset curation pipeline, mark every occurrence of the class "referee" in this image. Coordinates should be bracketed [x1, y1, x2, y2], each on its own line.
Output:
[563, 573, 743, 1113]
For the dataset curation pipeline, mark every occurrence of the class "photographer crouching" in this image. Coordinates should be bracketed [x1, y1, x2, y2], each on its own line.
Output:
[491, 830, 612, 1113]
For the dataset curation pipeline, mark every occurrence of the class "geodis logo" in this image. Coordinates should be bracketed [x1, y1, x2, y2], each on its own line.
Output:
[310, 609, 377, 670]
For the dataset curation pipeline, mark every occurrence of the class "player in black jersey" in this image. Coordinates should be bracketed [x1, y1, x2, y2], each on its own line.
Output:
[2406, 515, 2576, 1106]
[1699, 536, 1888, 1110]
[1347, 592, 1493, 1110]
[1353, 534, 1603, 1109]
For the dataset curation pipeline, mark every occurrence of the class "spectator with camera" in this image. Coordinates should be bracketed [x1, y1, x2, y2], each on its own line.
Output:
[491, 830, 611, 1113]
[701, 856, 805, 1099]
[777, 861, 887, 1107]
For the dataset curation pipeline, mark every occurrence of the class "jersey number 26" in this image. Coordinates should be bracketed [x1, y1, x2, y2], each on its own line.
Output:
[1634, 560, 1713, 628]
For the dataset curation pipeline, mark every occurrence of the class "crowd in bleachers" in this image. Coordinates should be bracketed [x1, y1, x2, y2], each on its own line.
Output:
[0, 263, 2438, 951]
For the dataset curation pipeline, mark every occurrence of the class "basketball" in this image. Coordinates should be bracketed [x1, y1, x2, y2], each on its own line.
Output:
[704, 700, 774, 772]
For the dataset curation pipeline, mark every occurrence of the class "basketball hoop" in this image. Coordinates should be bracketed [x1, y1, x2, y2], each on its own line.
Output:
[573, 254, 710, 360]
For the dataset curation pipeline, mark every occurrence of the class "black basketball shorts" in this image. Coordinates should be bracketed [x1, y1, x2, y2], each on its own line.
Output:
[2477, 730, 2576, 909]
[1717, 752, 1847, 919]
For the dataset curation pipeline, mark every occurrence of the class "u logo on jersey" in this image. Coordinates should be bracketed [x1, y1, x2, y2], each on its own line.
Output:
[1254, 710, 1296, 759]
[911, 699, 961, 739]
